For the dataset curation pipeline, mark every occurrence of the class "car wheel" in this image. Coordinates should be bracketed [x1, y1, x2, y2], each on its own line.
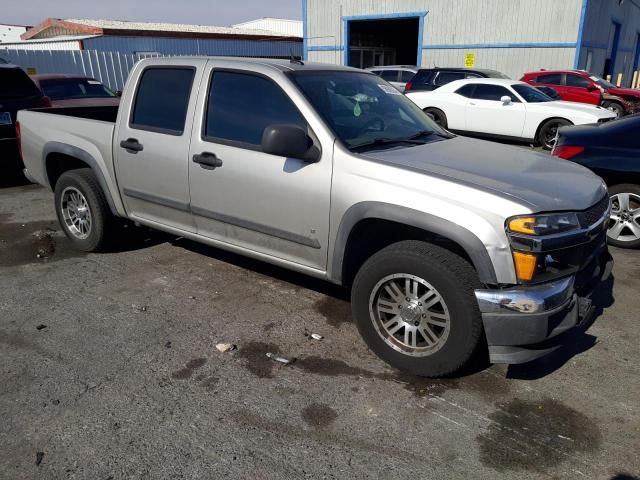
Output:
[602, 101, 624, 118]
[537, 118, 572, 150]
[54, 168, 114, 252]
[607, 184, 640, 249]
[351, 240, 484, 377]
[424, 108, 448, 129]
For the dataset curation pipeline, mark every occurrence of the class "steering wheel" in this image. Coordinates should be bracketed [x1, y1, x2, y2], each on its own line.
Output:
[358, 117, 385, 135]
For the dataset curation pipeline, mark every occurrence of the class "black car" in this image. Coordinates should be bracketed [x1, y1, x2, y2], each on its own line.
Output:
[404, 67, 509, 92]
[0, 63, 51, 173]
[552, 115, 640, 249]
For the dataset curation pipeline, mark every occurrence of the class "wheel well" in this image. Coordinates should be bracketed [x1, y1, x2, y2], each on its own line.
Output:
[341, 218, 476, 287]
[535, 117, 573, 142]
[45, 153, 91, 189]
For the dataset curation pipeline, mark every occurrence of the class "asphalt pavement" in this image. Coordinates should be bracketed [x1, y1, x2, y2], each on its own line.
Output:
[1, 182, 639, 480]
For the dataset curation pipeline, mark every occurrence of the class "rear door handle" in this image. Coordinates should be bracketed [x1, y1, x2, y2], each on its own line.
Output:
[120, 138, 144, 153]
[193, 152, 223, 170]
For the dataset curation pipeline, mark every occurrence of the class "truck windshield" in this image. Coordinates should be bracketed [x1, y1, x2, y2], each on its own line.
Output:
[290, 71, 449, 151]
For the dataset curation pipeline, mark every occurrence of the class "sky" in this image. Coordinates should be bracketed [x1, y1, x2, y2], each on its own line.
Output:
[4, 0, 301, 27]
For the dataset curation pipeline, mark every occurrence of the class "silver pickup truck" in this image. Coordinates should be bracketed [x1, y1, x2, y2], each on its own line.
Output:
[18, 57, 612, 377]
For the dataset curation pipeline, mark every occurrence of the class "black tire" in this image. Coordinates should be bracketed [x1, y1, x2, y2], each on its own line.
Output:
[607, 183, 640, 249]
[424, 108, 448, 129]
[54, 168, 113, 252]
[351, 240, 484, 377]
[537, 118, 572, 150]
[602, 101, 624, 118]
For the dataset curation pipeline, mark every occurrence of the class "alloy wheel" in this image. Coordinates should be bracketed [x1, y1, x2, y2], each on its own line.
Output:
[609, 192, 640, 243]
[60, 187, 93, 240]
[369, 274, 451, 357]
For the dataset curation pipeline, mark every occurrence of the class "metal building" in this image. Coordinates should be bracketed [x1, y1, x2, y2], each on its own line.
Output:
[1, 18, 301, 58]
[303, 0, 640, 86]
[232, 18, 303, 37]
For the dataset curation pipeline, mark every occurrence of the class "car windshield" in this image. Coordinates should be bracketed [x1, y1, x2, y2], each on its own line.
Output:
[589, 75, 615, 89]
[512, 84, 553, 103]
[290, 71, 449, 150]
[0, 67, 41, 99]
[39, 78, 116, 100]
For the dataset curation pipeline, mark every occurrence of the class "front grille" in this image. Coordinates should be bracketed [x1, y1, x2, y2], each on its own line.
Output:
[576, 195, 610, 229]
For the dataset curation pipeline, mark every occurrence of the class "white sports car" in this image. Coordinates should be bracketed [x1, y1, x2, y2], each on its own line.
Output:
[405, 78, 617, 149]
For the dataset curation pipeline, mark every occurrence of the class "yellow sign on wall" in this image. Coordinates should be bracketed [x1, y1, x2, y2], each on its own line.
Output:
[464, 53, 476, 68]
[26, 67, 37, 75]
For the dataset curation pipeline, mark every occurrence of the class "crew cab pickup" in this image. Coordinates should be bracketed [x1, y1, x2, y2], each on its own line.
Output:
[18, 57, 612, 377]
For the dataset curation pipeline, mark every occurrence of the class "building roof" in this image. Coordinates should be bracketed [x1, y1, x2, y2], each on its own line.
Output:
[231, 17, 303, 37]
[21, 18, 301, 41]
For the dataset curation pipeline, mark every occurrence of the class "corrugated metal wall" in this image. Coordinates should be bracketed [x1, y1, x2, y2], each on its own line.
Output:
[305, 0, 584, 79]
[84, 35, 302, 57]
[0, 49, 160, 90]
[578, 0, 640, 86]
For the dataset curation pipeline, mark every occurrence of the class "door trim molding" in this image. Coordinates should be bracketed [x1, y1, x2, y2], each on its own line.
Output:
[191, 205, 322, 249]
[123, 187, 190, 212]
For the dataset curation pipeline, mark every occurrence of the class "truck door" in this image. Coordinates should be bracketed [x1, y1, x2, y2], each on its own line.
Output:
[187, 61, 333, 271]
[114, 60, 206, 232]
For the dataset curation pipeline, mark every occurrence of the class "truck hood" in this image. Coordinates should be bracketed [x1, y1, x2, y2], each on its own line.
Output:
[363, 136, 607, 212]
[608, 87, 640, 99]
[537, 101, 615, 118]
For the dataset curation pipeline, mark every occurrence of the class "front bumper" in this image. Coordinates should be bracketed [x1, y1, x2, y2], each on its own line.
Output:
[475, 251, 613, 364]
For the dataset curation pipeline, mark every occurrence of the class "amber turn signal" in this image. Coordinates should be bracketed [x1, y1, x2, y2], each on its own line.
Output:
[508, 217, 537, 235]
[513, 251, 538, 282]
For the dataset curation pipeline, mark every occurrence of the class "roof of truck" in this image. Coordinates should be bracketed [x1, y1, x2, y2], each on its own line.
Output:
[139, 56, 364, 73]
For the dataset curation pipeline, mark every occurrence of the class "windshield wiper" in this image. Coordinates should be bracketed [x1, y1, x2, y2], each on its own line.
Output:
[406, 130, 436, 140]
[350, 137, 426, 152]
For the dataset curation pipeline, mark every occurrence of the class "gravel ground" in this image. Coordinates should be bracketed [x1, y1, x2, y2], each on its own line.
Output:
[0, 182, 639, 480]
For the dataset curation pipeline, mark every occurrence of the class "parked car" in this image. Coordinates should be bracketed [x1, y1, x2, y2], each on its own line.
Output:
[18, 57, 612, 376]
[535, 85, 560, 100]
[30, 74, 120, 107]
[552, 114, 640, 248]
[366, 65, 417, 91]
[406, 78, 616, 149]
[521, 70, 640, 117]
[404, 67, 509, 92]
[0, 63, 51, 171]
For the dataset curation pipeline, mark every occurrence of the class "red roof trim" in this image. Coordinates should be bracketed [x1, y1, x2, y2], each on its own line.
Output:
[21, 18, 103, 40]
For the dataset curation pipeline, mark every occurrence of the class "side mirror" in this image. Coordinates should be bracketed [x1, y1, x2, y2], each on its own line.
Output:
[262, 124, 319, 162]
[500, 95, 512, 105]
[586, 85, 597, 92]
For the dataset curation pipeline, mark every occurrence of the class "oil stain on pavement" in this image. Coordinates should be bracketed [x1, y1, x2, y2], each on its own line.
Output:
[0, 215, 85, 267]
[477, 398, 601, 472]
[171, 357, 207, 380]
[302, 403, 338, 429]
[237, 342, 283, 379]
[314, 297, 352, 327]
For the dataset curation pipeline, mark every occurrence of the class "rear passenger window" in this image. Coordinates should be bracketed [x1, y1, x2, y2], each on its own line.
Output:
[411, 70, 434, 85]
[205, 71, 306, 148]
[131, 68, 194, 135]
[434, 71, 466, 86]
[455, 84, 477, 98]
[379, 70, 399, 82]
[400, 71, 415, 82]
[536, 74, 562, 85]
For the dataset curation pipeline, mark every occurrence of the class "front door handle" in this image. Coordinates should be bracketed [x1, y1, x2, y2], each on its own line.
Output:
[120, 138, 144, 153]
[193, 152, 223, 170]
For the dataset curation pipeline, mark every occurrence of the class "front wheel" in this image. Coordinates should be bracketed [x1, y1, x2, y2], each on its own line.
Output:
[537, 118, 571, 150]
[608, 184, 640, 248]
[351, 241, 484, 377]
[424, 108, 448, 129]
[54, 168, 113, 252]
[602, 101, 624, 118]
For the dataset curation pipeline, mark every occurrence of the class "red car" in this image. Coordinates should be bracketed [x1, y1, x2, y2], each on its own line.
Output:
[521, 70, 640, 117]
[30, 74, 120, 107]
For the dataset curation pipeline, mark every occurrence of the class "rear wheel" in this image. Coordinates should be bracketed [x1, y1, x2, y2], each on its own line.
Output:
[607, 184, 640, 249]
[537, 118, 571, 150]
[602, 101, 624, 118]
[54, 168, 114, 252]
[351, 241, 484, 377]
[424, 108, 448, 129]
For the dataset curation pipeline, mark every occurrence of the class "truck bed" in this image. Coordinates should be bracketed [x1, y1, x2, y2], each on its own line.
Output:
[30, 105, 119, 123]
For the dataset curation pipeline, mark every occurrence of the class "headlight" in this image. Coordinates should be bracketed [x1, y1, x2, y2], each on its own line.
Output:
[507, 213, 580, 236]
